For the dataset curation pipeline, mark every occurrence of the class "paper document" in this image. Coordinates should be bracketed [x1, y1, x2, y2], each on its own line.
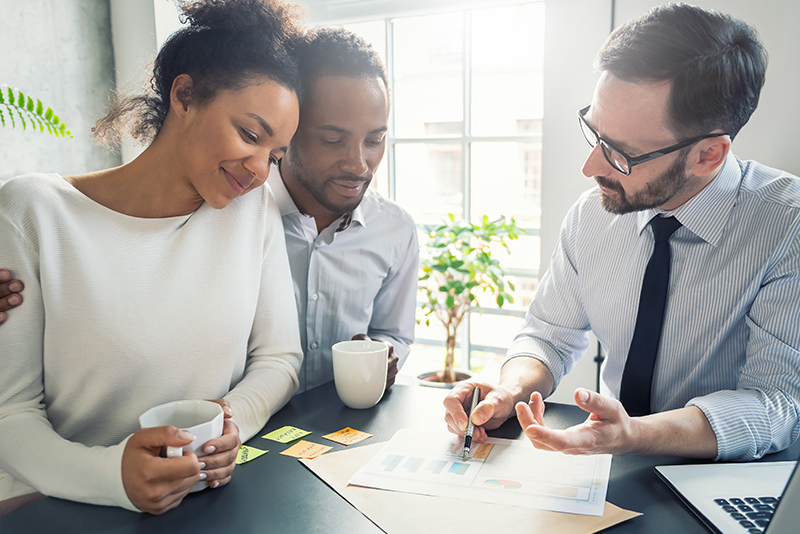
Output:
[349, 429, 612, 516]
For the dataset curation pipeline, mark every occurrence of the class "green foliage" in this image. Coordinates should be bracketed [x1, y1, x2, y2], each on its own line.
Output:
[0, 85, 72, 138]
[418, 214, 525, 380]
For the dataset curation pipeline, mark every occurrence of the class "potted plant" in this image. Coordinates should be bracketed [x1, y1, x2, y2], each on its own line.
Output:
[1, 85, 72, 137]
[418, 214, 523, 386]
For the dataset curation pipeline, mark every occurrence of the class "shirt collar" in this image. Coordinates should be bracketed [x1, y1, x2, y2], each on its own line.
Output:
[269, 163, 300, 217]
[635, 152, 741, 246]
[270, 162, 367, 231]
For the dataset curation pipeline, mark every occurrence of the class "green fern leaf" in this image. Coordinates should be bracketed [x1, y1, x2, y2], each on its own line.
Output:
[0, 108, 5, 127]
[1, 85, 73, 138]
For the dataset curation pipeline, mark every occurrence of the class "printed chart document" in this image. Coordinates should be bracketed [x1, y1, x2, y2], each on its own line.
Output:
[349, 429, 612, 516]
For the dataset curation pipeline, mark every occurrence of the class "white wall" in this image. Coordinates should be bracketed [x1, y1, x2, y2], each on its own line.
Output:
[0, 0, 120, 179]
[613, 0, 800, 177]
[109, 0, 184, 164]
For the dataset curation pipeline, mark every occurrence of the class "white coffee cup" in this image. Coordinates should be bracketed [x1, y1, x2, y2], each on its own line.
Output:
[138, 399, 224, 492]
[332, 340, 389, 409]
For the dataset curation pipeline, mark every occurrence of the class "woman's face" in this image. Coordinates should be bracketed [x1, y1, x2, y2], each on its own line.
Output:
[178, 77, 300, 209]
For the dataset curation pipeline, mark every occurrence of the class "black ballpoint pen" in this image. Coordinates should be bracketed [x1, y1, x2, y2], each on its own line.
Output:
[462, 386, 481, 461]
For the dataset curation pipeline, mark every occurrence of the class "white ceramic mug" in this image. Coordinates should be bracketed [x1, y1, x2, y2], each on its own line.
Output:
[332, 340, 389, 409]
[138, 399, 224, 492]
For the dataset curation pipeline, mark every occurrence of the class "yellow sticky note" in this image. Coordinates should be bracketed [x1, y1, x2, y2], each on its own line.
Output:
[262, 426, 312, 444]
[235, 445, 268, 465]
[323, 427, 373, 446]
[473, 442, 494, 460]
[280, 440, 332, 459]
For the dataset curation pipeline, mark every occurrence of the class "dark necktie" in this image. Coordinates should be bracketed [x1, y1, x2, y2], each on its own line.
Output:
[619, 215, 682, 417]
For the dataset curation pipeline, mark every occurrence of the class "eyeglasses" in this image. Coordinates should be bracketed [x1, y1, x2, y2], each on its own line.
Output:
[577, 105, 728, 175]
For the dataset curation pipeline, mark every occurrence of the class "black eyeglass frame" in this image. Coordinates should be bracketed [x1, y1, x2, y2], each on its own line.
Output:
[577, 105, 728, 176]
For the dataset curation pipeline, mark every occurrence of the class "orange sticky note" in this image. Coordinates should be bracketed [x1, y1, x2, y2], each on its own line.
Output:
[280, 440, 332, 459]
[472, 442, 494, 460]
[323, 427, 373, 446]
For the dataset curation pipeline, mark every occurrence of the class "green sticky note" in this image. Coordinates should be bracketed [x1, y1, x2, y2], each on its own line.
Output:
[262, 426, 312, 444]
[236, 445, 268, 465]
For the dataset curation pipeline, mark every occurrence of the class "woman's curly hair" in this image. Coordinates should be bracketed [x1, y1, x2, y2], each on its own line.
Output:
[93, 0, 305, 149]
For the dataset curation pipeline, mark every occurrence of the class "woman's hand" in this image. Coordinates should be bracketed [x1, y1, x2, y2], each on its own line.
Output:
[202, 398, 241, 489]
[121, 426, 202, 515]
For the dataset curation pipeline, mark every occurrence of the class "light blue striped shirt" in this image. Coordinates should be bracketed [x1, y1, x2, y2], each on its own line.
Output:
[508, 153, 800, 461]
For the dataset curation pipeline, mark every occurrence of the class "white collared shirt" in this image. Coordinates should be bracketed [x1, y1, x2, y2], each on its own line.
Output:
[508, 153, 800, 461]
[269, 165, 419, 392]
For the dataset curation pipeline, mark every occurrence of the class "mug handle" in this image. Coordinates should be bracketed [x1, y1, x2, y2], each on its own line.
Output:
[166, 446, 184, 458]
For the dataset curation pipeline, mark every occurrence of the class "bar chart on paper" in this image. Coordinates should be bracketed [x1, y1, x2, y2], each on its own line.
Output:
[348, 429, 612, 516]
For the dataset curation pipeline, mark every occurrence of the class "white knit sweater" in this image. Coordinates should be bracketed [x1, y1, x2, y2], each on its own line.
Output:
[0, 174, 302, 510]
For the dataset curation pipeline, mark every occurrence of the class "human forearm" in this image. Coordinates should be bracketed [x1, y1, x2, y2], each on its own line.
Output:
[499, 356, 555, 407]
[629, 406, 718, 458]
[0, 416, 135, 509]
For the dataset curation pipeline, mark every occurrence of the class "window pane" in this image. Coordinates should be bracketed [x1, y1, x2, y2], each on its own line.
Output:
[470, 3, 545, 136]
[395, 143, 463, 225]
[469, 313, 525, 354]
[341, 20, 386, 66]
[470, 141, 541, 229]
[392, 12, 464, 138]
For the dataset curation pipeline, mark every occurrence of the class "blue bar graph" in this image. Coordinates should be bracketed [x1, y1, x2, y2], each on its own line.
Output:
[448, 462, 469, 475]
[381, 455, 403, 472]
[403, 457, 424, 473]
[426, 460, 447, 474]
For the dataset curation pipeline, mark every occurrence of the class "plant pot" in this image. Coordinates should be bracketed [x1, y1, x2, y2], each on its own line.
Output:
[416, 369, 473, 389]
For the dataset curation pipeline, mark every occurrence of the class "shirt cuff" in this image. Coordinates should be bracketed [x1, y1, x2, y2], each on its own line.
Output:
[687, 390, 771, 461]
[505, 337, 568, 396]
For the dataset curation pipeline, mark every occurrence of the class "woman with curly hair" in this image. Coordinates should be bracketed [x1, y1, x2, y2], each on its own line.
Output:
[0, 0, 304, 515]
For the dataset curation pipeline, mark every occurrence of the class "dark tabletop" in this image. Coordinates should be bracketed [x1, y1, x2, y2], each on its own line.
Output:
[1, 382, 798, 534]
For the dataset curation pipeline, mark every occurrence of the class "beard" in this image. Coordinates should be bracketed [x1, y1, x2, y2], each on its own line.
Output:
[596, 150, 691, 214]
[286, 146, 371, 214]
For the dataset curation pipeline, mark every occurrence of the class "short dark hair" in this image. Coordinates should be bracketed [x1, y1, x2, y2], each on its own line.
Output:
[94, 0, 304, 148]
[596, 2, 767, 140]
[296, 27, 387, 105]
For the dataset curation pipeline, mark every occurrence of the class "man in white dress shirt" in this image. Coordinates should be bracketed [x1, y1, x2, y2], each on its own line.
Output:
[0, 28, 419, 394]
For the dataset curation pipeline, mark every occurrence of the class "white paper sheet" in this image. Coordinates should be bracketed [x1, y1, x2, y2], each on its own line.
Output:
[348, 429, 612, 516]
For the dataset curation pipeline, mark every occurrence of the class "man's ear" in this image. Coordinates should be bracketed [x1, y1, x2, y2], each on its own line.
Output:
[169, 74, 195, 119]
[689, 133, 731, 178]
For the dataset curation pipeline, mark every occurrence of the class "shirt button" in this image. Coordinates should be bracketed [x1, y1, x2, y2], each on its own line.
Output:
[311, 293, 318, 301]
[310, 342, 318, 349]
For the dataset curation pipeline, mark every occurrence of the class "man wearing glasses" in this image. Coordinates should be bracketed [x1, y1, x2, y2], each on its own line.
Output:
[445, 3, 799, 461]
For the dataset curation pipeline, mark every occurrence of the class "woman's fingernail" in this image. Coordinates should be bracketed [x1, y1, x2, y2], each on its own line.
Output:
[8, 295, 21, 306]
[578, 389, 590, 402]
[199, 462, 206, 470]
[9, 282, 22, 292]
[178, 430, 196, 441]
[198, 472, 207, 481]
[210, 480, 219, 488]
[204, 445, 216, 454]
[223, 405, 233, 415]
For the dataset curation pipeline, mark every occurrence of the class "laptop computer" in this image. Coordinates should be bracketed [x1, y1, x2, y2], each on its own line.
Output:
[655, 459, 800, 534]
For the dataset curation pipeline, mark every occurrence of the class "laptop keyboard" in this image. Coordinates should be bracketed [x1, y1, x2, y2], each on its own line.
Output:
[713, 496, 779, 533]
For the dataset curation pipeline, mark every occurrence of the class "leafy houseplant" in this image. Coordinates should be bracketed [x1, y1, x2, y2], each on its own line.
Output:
[418, 214, 524, 384]
[0, 85, 72, 138]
